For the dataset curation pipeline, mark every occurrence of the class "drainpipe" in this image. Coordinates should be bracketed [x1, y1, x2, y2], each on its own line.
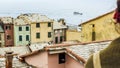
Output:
[5, 51, 13, 68]
[12, 18, 14, 47]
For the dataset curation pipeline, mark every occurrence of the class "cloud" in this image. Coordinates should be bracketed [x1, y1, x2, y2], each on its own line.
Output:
[0, 0, 116, 25]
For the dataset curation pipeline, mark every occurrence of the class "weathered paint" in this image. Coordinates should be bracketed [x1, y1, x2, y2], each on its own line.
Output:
[53, 29, 66, 44]
[66, 30, 81, 42]
[31, 22, 53, 43]
[24, 52, 84, 68]
[14, 25, 31, 46]
[0, 32, 5, 47]
[65, 55, 84, 68]
[80, 11, 119, 42]
[4, 24, 14, 47]
[48, 54, 65, 68]
[25, 52, 48, 68]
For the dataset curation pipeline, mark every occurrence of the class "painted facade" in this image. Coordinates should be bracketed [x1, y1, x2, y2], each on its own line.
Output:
[0, 14, 68, 46]
[54, 29, 67, 44]
[79, 11, 119, 42]
[66, 30, 81, 42]
[0, 25, 4, 47]
[53, 20, 67, 44]
[0, 17, 14, 47]
[21, 51, 84, 68]
[14, 18, 30, 46]
[31, 21, 53, 43]
[18, 14, 53, 43]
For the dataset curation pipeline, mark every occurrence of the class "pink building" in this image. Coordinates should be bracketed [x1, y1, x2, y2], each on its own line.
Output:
[20, 46, 85, 68]
[53, 19, 67, 44]
[19, 40, 111, 68]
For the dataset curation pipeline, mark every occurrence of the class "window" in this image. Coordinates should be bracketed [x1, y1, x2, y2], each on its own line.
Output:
[26, 26, 29, 31]
[55, 30, 58, 33]
[91, 24, 95, 31]
[48, 32, 52, 38]
[60, 36, 63, 43]
[36, 23, 40, 28]
[60, 30, 62, 32]
[92, 24, 95, 27]
[91, 24, 95, 41]
[55, 37, 58, 43]
[19, 35, 22, 41]
[59, 53, 65, 64]
[36, 33, 40, 38]
[0, 34, 1, 40]
[0, 43, 1, 47]
[7, 35, 11, 40]
[6, 25, 11, 30]
[48, 22, 51, 27]
[26, 35, 29, 41]
[19, 27, 22, 31]
[92, 32, 96, 41]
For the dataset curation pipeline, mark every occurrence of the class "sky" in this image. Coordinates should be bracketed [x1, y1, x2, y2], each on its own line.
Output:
[0, 0, 117, 25]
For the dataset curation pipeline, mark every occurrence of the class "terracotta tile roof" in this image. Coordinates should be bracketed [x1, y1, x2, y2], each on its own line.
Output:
[45, 40, 112, 49]
[62, 40, 81, 44]
[67, 41, 111, 60]
[66, 48, 86, 64]
[29, 42, 50, 51]
[44, 40, 111, 61]
[19, 40, 112, 65]
[20, 49, 42, 58]
[19, 47, 86, 64]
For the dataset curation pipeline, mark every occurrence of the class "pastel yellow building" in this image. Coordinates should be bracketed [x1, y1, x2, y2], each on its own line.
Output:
[18, 14, 53, 43]
[66, 30, 81, 42]
[79, 10, 119, 42]
[31, 21, 53, 43]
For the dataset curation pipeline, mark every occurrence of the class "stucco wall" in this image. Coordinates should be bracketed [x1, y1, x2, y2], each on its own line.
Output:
[66, 30, 81, 42]
[24, 52, 84, 68]
[25, 52, 48, 68]
[0, 33, 4, 47]
[53, 29, 65, 44]
[48, 54, 65, 68]
[31, 22, 53, 43]
[4, 24, 14, 47]
[48, 53, 84, 68]
[14, 25, 30, 46]
[81, 11, 119, 42]
[65, 55, 84, 68]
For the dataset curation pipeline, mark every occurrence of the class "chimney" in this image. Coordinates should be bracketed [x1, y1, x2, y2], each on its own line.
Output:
[5, 51, 13, 68]
[58, 18, 66, 25]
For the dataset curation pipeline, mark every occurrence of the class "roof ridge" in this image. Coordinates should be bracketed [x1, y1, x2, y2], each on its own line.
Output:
[45, 40, 112, 48]
[79, 10, 115, 26]
[66, 48, 86, 64]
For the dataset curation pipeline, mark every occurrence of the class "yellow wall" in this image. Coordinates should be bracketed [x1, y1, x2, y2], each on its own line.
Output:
[66, 30, 81, 42]
[31, 22, 53, 43]
[81, 11, 119, 42]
